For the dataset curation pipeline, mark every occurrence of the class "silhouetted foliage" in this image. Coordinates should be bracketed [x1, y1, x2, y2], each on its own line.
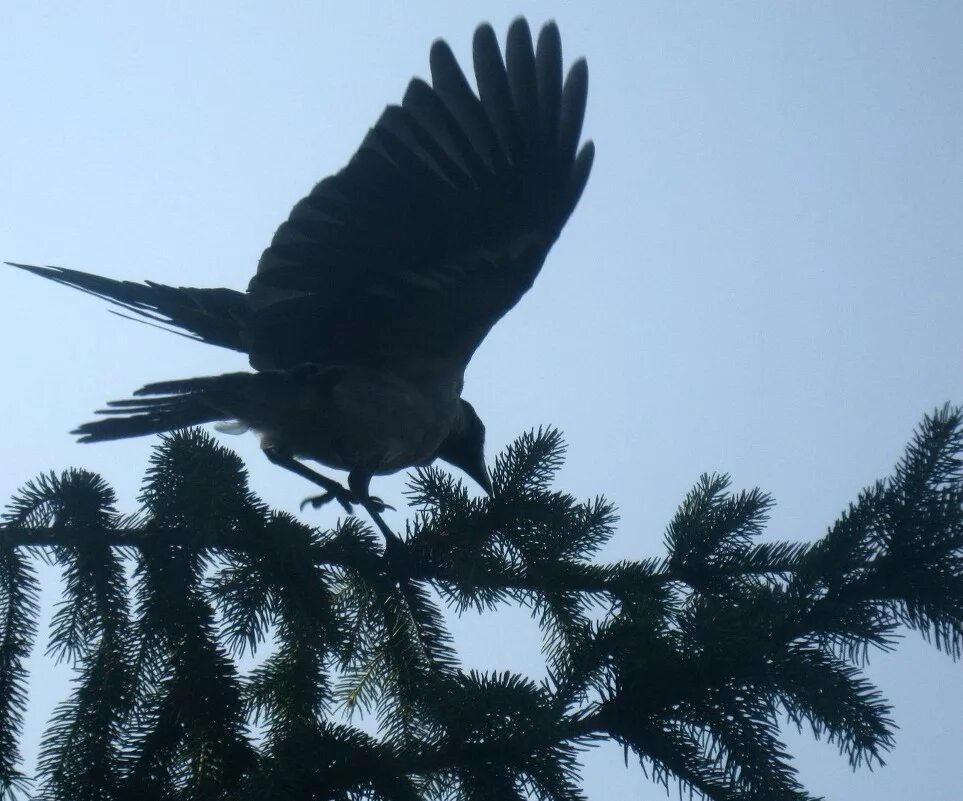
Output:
[1, 406, 961, 800]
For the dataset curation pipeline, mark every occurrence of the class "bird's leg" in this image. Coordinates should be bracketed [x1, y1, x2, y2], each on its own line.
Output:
[364, 502, 404, 546]
[348, 472, 404, 546]
[347, 471, 395, 514]
[262, 447, 355, 514]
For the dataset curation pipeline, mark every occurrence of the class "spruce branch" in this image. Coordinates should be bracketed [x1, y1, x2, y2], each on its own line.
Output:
[0, 547, 37, 800]
[0, 406, 959, 800]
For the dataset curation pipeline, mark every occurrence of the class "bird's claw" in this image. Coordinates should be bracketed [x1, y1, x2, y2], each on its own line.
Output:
[365, 496, 395, 514]
[300, 490, 354, 514]
[299, 491, 394, 515]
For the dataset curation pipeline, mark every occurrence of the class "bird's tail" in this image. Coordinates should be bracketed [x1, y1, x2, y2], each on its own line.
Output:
[72, 374, 252, 443]
[6, 262, 250, 353]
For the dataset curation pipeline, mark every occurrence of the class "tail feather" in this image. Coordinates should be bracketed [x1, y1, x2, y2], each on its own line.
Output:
[135, 373, 254, 397]
[71, 370, 262, 444]
[73, 395, 221, 443]
[6, 262, 250, 353]
[71, 372, 270, 442]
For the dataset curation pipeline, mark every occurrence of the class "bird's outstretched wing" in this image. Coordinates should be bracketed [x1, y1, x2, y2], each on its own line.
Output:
[247, 18, 593, 374]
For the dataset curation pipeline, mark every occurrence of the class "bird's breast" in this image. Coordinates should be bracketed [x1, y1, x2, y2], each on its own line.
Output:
[256, 367, 460, 475]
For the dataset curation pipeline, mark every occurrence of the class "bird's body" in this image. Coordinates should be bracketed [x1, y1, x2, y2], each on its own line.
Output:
[107, 365, 464, 477]
[263, 367, 463, 477]
[9, 17, 593, 510]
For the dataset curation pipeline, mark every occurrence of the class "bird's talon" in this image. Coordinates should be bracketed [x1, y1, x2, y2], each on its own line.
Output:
[299, 493, 329, 511]
[366, 496, 395, 513]
[300, 491, 355, 514]
[300, 491, 394, 515]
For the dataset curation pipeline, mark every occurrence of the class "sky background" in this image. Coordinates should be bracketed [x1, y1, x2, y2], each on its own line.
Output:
[2, 2, 962, 798]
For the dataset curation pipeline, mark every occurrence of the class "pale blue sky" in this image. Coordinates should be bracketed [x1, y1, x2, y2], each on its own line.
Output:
[2, 2, 962, 798]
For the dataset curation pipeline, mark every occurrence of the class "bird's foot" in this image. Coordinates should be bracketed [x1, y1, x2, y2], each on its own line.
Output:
[299, 490, 395, 515]
[300, 490, 353, 514]
[364, 495, 395, 513]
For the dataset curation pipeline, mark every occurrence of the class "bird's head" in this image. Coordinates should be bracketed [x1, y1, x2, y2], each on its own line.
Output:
[435, 399, 494, 496]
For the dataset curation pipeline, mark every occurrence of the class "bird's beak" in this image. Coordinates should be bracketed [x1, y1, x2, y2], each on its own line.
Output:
[464, 456, 494, 497]
[479, 467, 494, 497]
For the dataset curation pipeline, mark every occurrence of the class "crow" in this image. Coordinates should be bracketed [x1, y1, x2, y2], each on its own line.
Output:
[9, 17, 593, 514]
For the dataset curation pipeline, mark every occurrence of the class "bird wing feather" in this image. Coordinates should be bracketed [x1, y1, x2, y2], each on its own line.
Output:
[247, 18, 594, 376]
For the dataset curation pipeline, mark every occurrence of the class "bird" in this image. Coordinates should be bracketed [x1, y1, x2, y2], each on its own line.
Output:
[8, 17, 593, 514]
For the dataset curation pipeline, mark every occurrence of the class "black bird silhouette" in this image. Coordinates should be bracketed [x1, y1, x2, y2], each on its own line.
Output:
[9, 17, 593, 514]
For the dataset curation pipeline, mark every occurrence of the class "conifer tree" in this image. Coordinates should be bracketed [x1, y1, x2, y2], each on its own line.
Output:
[1, 405, 961, 800]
